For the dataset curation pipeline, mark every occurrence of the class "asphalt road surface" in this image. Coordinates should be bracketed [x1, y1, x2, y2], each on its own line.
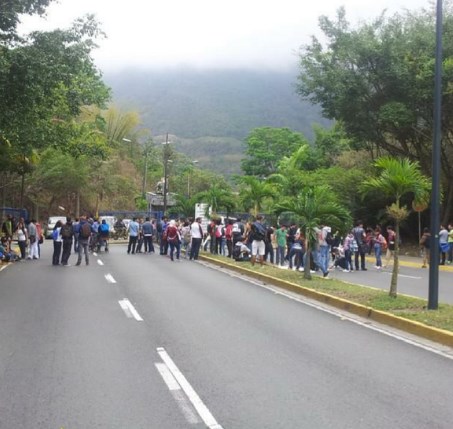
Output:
[1, 243, 453, 429]
[326, 260, 453, 304]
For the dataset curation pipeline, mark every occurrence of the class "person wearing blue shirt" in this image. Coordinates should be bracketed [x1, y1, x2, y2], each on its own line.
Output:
[127, 217, 139, 254]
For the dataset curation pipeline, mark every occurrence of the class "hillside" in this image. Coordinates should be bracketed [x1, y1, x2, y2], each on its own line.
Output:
[104, 68, 331, 176]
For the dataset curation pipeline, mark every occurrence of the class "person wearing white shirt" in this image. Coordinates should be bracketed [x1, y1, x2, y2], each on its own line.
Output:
[189, 217, 203, 260]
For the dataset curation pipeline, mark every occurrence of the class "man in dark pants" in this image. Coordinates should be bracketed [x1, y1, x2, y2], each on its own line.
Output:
[353, 220, 367, 271]
[189, 217, 203, 260]
[60, 217, 73, 266]
[76, 216, 90, 266]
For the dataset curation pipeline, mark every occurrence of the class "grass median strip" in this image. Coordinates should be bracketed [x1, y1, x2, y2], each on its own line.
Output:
[202, 254, 453, 334]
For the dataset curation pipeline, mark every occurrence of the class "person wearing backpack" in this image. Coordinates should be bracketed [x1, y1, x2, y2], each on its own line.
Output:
[250, 215, 266, 267]
[52, 220, 63, 266]
[75, 216, 91, 266]
[60, 217, 73, 266]
[315, 224, 331, 278]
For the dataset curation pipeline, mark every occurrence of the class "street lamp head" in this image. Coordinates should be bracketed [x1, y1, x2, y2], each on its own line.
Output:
[122, 138, 131, 142]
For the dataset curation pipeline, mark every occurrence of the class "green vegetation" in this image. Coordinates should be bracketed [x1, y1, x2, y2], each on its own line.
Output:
[203, 253, 453, 333]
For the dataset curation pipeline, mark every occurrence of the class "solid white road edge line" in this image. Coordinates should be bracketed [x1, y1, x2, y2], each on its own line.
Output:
[118, 299, 143, 321]
[105, 273, 116, 283]
[217, 267, 453, 361]
[155, 363, 200, 424]
[157, 347, 223, 429]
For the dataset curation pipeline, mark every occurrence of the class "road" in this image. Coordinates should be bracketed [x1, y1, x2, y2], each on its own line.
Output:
[1, 243, 453, 428]
[325, 256, 453, 304]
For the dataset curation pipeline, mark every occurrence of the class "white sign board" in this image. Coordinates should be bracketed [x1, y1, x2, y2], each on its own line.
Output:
[194, 203, 211, 232]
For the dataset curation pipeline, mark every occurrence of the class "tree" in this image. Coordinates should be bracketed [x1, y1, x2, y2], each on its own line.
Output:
[296, 5, 453, 223]
[196, 184, 236, 217]
[241, 127, 308, 177]
[274, 185, 351, 279]
[237, 176, 275, 217]
[0, 15, 110, 208]
[0, 0, 55, 43]
[361, 157, 430, 297]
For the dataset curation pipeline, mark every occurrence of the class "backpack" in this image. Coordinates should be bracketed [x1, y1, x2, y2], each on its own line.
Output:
[61, 224, 72, 239]
[252, 222, 266, 241]
[52, 228, 59, 240]
[80, 222, 91, 239]
[325, 231, 335, 246]
[215, 225, 224, 238]
[100, 223, 109, 234]
[166, 226, 179, 243]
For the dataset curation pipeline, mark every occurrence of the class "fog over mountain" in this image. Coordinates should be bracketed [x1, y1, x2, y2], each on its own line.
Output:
[104, 68, 332, 175]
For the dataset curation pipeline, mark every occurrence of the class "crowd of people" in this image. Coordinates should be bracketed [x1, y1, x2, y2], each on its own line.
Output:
[1, 213, 452, 273]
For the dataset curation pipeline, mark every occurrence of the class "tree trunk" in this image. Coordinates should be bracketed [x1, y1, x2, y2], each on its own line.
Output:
[389, 220, 400, 298]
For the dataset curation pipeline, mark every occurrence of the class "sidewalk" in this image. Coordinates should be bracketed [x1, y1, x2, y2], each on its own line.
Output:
[366, 254, 453, 272]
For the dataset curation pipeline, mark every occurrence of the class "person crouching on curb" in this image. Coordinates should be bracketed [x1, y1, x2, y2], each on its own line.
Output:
[250, 215, 267, 267]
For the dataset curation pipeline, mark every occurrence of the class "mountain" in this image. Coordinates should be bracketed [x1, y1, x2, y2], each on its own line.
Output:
[103, 68, 331, 176]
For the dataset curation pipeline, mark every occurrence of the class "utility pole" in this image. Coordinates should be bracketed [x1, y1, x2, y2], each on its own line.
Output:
[428, 0, 443, 310]
[162, 134, 171, 217]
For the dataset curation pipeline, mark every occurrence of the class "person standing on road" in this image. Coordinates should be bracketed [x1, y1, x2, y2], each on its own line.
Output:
[27, 218, 39, 260]
[75, 216, 91, 266]
[127, 217, 139, 254]
[384, 225, 396, 268]
[60, 217, 73, 266]
[142, 217, 155, 253]
[189, 217, 203, 260]
[373, 226, 386, 270]
[52, 220, 63, 265]
[16, 219, 28, 260]
[72, 217, 79, 253]
[420, 227, 431, 268]
[447, 223, 453, 264]
[353, 220, 367, 271]
[439, 224, 449, 265]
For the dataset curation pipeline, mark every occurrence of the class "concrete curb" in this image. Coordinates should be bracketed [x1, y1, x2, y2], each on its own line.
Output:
[199, 255, 453, 348]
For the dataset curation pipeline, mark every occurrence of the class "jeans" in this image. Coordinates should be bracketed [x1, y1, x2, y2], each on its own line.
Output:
[190, 238, 202, 260]
[169, 241, 181, 260]
[288, 248, 304, 269]
[355, 248, 366, 270]
[318, 245, 329, 275]
[61, 238, 73, 265]
[53, 241, 62, 265]
[276, 245, 286, 266]
[144, 235, 154, 253]
[128, 235, 138, 254]
[76, 239, 89, 265]
[374, 243, 382, 267]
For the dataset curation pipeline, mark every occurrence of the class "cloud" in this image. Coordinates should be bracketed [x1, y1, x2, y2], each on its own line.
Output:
[19, 0, 430, 71]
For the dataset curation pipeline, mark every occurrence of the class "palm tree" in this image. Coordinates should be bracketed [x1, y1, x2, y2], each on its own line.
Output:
[275, 185, 351, 279]
[362, 157, 430, 297]
[196, 184, 236, 217]
[238, 176, 275, 217]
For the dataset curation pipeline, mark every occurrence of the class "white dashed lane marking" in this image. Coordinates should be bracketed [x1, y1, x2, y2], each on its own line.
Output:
[118, 299, 143, 321]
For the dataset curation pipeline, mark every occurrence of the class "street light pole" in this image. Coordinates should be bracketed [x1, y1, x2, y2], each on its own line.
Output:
[162, 133, 171, 217]
[428, 0, 443, 310]
[187, 160, 198, 198]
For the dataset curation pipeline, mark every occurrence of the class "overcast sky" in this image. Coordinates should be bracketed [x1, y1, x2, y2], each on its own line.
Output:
[19, 0, 432, 72]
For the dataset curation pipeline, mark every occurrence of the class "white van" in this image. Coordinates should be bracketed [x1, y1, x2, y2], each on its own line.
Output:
[45, 216, 67, 239]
